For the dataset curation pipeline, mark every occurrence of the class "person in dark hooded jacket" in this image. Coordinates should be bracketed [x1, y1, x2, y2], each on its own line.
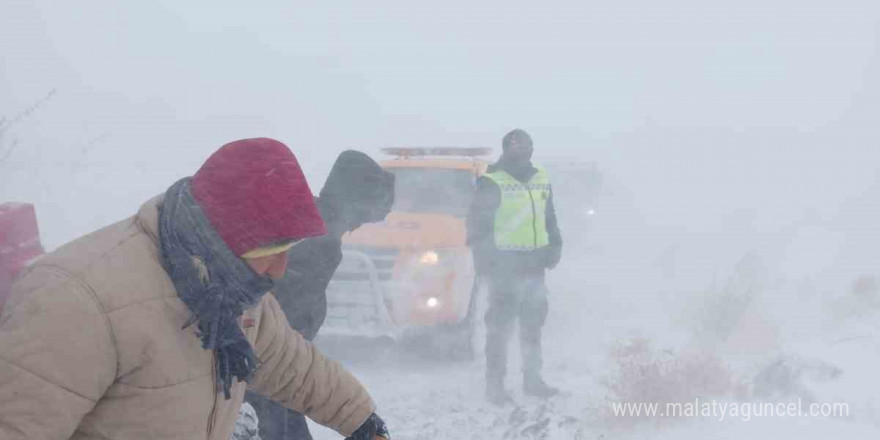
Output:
[245, 150, 395, 440]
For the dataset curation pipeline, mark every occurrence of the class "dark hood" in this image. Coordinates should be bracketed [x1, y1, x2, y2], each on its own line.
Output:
[318, 150, 395, 234]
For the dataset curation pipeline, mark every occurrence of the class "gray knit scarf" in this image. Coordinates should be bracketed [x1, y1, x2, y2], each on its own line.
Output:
[158, 178, 274, 399]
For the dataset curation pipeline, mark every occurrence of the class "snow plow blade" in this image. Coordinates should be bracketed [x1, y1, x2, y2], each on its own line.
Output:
[322, 249, 399, 340]
[320, 247, 478, 361]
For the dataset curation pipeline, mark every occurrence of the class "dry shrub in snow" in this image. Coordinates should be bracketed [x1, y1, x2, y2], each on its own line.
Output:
[596, 337, 739, 428]
[830, 275, 880, 320]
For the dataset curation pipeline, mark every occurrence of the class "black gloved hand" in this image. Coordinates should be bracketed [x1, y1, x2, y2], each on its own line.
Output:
[346, 413, 390, 440]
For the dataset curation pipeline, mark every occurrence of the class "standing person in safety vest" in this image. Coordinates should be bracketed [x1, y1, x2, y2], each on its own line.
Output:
[466, 129, 563, 405]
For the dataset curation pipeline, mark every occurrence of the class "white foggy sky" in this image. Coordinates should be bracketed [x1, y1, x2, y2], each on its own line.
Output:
[2, 0, 879, 277]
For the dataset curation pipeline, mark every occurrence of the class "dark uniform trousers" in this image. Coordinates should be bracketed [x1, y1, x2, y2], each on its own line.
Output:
[484, 271, 549, 383]
[245, 390, 313, 440]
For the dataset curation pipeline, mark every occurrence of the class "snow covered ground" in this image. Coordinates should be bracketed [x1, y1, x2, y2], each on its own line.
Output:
[308, 162, 880, 439]
[308, 251, 880, 440]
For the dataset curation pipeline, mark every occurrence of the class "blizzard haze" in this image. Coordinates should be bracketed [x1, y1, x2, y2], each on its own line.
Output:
[2, 1, 880, 439]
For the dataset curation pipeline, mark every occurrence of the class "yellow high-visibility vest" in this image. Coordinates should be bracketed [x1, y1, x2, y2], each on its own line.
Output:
[483, 167, 551, 251]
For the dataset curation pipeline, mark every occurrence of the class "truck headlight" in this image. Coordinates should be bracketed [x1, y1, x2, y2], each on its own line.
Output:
[419, 250, 439, 265]
[426, 297, 439, 308]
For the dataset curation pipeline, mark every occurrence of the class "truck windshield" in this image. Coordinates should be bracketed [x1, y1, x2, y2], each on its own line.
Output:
[388, 168, 475, 217]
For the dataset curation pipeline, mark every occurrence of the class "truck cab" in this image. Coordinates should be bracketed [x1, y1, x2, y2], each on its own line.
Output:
[321, 147, 490, 347]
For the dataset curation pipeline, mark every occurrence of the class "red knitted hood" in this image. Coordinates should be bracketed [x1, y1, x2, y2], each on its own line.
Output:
[191, 138, 327, 256]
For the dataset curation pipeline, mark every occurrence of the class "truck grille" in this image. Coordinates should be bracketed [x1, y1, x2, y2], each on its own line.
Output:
[323, 246, 399, 338]
[334, 245, 398, 281]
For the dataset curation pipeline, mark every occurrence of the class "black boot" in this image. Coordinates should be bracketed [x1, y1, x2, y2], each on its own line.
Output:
[486, 376, 514, 406]
[523, 374, 559, 398]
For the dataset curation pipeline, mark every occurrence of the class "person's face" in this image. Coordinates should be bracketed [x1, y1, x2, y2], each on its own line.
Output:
[244, 252, 289, 280]
[505, 140, 533, 164]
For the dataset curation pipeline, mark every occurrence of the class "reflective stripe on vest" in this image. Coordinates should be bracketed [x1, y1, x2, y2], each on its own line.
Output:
[483, 167, 550, 251]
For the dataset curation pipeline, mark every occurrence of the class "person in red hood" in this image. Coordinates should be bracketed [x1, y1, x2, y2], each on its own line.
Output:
[0, 138, 388, 440]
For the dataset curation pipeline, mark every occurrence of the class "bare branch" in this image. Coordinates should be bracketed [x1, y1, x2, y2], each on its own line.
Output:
[0, 89, 56, 163]
[7, 89, 57, 128]
[0, 139, 17, 162]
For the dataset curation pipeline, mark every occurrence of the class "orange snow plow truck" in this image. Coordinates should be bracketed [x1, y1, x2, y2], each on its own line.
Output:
[0, 203, 45, 316]
[319, 147, 491, 355]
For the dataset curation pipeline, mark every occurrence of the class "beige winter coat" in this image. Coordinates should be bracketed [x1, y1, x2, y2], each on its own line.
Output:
[0, 196, 375, 439]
